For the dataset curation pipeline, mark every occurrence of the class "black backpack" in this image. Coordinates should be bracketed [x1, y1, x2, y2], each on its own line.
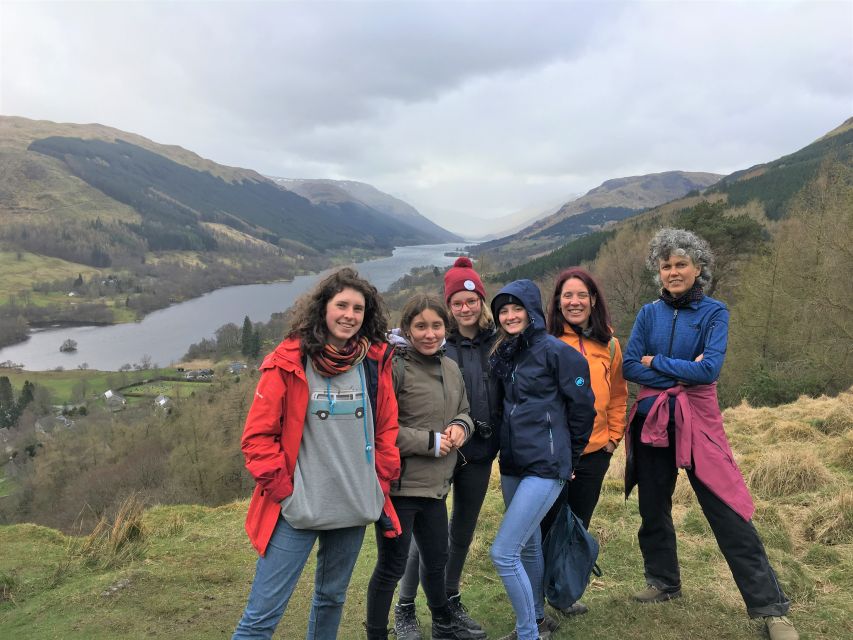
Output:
[542, 503, 602, 608]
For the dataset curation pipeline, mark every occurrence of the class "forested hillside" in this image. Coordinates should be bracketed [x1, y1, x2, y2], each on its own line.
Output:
[0, 116, 456, 348]
[494, 120, 853, 407]
[474, 171, 722, 269]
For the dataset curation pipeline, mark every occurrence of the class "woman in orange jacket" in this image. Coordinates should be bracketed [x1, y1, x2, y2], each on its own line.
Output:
[233, 268, 400, 640]
[541, 266, 628, 616]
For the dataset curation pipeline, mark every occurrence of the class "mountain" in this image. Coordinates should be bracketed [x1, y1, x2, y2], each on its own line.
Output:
[474, 171, 722, 262]
[708, 117, 853, 219]
[0, 116, 458, 343]
[270, 177, 462, 243]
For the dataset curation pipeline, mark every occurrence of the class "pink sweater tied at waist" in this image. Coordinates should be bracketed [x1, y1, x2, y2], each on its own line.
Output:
[628, 383, 755, 522]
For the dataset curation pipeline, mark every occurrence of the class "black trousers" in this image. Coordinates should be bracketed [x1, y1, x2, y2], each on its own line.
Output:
[366, 496, 450, 632]
[398, 458, 494, 600]
[540, 448, 612, 537]
[631, 413, 790, 617]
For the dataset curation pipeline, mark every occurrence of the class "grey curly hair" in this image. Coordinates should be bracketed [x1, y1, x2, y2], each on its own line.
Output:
[646, 228, 715, 291]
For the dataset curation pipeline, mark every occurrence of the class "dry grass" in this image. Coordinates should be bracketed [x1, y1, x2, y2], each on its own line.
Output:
[834, 432, 853, 472]
[747, 450, 833, 497]
[805, 490, 853, 545]
[818, 403, 853, 436]
[71, 494, 147, 569]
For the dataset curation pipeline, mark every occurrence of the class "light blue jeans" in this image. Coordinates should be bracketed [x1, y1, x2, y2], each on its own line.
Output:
[233, 516, 366, 640]
[490, 475, 563, 640]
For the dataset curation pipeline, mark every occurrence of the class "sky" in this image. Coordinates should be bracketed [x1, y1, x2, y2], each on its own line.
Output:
[1, 1, 852, 236]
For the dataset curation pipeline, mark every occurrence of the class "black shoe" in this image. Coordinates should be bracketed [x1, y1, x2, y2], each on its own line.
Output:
[446, 594, 487, 638]
[432, 614, 482, 640]
[394, 602, 423, 640]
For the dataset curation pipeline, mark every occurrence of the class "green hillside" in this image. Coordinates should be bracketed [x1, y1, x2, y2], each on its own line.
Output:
[0, 116, 458, 348]
[1, 391, 850, 639]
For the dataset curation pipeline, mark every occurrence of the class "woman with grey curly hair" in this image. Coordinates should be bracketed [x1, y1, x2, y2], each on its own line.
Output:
[621, 228, 798, 640]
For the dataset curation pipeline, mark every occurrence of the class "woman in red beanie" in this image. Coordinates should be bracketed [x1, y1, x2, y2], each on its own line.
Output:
[392, 257, 499, 640]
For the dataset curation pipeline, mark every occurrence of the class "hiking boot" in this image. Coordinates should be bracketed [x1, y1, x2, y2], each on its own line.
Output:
[764, 616, 799, 640]
[632, 585, 682, 603]
[431, 615, 481, 640]
[394, 602, 423, 640]
[497, 614, 560, 640]
[446, 594, 486, 638]
[555, 601, 589, 616]
[538, 614, 560, 639]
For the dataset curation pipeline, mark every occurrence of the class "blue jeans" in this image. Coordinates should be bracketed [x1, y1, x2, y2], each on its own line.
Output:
[233, 517, 366, 640]
[490, 475, 562, 640]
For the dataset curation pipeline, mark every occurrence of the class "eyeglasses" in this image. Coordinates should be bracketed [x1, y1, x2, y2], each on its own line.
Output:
[450, 298, 481, 311]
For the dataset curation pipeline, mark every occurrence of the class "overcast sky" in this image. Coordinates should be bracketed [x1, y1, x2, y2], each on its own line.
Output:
[2, 1, 851, 235]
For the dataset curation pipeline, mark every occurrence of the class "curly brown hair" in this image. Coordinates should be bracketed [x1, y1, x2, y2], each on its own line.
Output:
[287, 268, 389, 357]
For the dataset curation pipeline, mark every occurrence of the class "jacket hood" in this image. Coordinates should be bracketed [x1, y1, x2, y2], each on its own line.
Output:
[262, 337, 302, 370]
[491, 279, 547, 335]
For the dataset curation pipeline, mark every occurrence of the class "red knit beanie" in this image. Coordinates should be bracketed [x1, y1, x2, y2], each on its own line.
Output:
[444, 257, 486, 303]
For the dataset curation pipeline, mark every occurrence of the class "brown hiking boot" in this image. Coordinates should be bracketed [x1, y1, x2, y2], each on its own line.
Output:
[632, 585, 682, 603]
[765, 616, 799, 640]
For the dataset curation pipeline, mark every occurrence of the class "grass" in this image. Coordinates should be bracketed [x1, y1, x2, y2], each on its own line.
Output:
[0, 391, 851, 639]
[1, 368, 182, 404]
[121, 380, 205, 398]
[0, 251, 102, 305]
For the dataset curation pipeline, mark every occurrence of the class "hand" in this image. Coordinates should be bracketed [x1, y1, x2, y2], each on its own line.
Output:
[444, 423, 467, 448]
[437, 433, 454, 456]
[641, 355, 655, 368]
[603, 441, 617, 454]
[694, 353, 704, 362]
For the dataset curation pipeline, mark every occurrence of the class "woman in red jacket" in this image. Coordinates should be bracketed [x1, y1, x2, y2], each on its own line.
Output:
[233, 268, 401, 640]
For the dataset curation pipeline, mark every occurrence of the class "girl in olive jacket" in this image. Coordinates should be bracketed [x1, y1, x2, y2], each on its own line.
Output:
[366, 295, 476, 640]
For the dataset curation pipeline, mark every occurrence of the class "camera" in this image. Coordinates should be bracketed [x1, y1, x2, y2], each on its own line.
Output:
[473, 419, 492, 439]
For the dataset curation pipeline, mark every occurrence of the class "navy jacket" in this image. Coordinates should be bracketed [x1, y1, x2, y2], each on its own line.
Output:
[444, 327, 501, 464]
[490, 280, 596, 480]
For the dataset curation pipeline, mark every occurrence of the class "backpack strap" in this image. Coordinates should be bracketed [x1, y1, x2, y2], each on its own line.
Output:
[608, 337, 615, 365]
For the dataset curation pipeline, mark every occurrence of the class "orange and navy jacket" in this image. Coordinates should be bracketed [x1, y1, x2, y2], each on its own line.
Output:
[241, 337, 401, 556]
[559, 327, 628, 454]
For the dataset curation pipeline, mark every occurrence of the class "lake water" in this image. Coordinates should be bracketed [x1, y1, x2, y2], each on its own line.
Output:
[0, 243, 463, 371]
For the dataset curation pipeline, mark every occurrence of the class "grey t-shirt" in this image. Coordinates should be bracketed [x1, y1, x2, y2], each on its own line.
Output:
[281, 360, 385, 530]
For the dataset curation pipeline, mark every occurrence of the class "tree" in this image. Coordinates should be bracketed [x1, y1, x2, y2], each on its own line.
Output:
[241, 316, 254, 357]
[724, 160, 853, 405]
[0, 376, 13, 408]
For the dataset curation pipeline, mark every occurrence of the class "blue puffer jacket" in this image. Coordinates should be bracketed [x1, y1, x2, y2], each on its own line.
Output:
[490, 280, 596, 480]
[622, 295, 729, 415]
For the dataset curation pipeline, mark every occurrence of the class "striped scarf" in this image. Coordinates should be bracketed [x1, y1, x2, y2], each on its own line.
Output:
[311, 336, 370, 378]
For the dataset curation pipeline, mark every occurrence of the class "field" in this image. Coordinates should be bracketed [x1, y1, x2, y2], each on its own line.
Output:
[0, 391, 850, 639]
[1, 368, 183, 405]
[0, 251, 102, 305]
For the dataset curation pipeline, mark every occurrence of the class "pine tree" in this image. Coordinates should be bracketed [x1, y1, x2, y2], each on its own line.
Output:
[241, 316, 254, 357]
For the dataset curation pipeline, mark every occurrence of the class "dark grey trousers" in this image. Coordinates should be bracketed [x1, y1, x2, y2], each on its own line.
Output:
[631, 413, 790, 618]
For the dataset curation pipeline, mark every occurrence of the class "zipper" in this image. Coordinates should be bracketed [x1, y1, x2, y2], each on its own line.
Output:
[667, 309, 679, 357]
[547, 412, 554, 455]
[578, 334, 586, 355]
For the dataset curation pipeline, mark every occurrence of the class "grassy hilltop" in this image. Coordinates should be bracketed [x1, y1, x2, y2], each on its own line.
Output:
[1, 391, 851, 640]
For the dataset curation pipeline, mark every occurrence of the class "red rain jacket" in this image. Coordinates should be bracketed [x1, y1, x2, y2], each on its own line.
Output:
[242, 337, 401, 555]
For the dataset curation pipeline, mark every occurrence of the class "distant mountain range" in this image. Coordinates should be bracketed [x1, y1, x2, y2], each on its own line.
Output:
[269, 178, 461, 243]
[0, 116, 458, 259]
[473, 171, 722, 262]
[493, 117, 853, 284]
